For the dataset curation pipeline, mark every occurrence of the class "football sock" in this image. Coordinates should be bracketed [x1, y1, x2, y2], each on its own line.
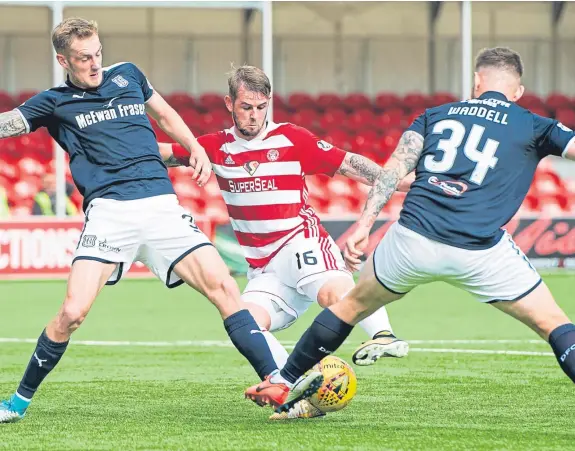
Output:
[17, 329, 69, 399]
[224, 310, 278, 380]
[259, 327, 289, 369]
[280, 309, 353, 384]
[358, 306, 394, 338]
[548, 323, 575, 383]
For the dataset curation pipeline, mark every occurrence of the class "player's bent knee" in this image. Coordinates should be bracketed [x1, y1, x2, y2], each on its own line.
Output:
[58, 300, 90, 332]
[203, 275, 242, 317]
[243, 301, 272, 330]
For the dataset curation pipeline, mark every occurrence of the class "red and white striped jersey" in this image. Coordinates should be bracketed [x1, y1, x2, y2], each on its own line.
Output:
[177, 122, 346, 268]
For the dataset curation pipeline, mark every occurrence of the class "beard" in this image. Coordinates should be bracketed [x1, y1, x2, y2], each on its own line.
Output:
[232, 111, 265, 137]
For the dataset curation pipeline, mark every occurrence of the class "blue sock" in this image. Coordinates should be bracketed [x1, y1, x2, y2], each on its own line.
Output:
[549, 323, 575, 383]
[280, 309, 353, 384]
[224, 310, 278, 380]
[17, 329, 69, 399]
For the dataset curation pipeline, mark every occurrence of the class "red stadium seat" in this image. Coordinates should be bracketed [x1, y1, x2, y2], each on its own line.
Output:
[375, 108, 404, 129]
[403, 93, 427, 110]
[198, 93, 225, 112]
[517, 93, 545, 110]
[272, 94, 287, 111]
[316, 93, 343, 111]
[343, 93, 372, 111]
[165, 92, 194, 110]
[546, 93, 571, 112]
[291, 109, 319, 126]
[429, 92, 458, 107]
[288, 93, 315, 110]
[18, 157, 45, 178]
[374, 93, 401, 111]
[348, 109, 376, 130]
[0, 91, 15, 108]
[319, 109, 348, 131]
[14, 91, 39, 106]
[555, 108, 575, 129]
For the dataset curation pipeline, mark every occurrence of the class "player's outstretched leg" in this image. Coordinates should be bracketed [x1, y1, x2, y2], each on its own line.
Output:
[173, 245, 278, 380]
[350, 257, 409, 365]
[0, 260, 116, 423]
[491, 282, 575, 383]
[302, 267, 409, 366]
[245, 269, 404, 412]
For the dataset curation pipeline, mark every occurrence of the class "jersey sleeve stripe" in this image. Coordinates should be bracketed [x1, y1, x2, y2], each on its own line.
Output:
[562, 135, 575, 158]
[14, 108, 30, 134]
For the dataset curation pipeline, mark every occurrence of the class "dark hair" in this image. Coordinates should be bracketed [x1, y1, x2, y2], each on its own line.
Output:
[475, 47, 523, 77]
[227, 65, 271, 102]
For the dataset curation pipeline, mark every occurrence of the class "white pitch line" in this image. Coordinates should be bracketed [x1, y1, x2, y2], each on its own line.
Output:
[0, 338, 554, 357]
[409, 348, 553, 357]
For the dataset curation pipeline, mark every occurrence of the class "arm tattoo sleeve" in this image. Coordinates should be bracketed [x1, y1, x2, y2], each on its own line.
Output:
[0, 110, 27, 138]
[337, 154, 382, 185]
[359, 131, 424, 228]
[163, 155, 182, 167]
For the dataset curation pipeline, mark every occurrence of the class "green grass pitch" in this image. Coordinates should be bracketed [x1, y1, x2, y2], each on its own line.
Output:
[1, 274, 574, 450]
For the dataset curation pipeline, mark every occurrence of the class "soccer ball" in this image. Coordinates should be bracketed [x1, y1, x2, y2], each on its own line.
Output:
[308, 355, 357, 413]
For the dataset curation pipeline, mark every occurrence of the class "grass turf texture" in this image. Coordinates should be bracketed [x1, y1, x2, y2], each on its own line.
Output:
[0, 274, 574, 450]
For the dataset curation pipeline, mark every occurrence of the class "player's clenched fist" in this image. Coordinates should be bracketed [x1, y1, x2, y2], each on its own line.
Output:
[188, 140, 212, 187]
[344, 224, 370, 272]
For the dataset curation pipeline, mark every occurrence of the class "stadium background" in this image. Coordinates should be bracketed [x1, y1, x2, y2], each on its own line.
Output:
[0, 1, 573, 276]
[0, 3, 575, 449]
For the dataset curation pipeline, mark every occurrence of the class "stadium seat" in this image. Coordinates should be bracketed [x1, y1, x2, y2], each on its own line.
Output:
[403, 93, 427, 110]
[374, 93, 401, 111]
[319, 109, 348, 131]
[14, 91, 39, 106]
[343, 93, 372, 111]
[555, 109, 575, 129]
[348, 109, 376, 130]
[288, 93, 315, 110]
[316, 93, 343, 111]
[198, 93, 225, 112]
[546, 93, 572, 112]
[166, 92, 195, 110]
[375, 108, 404, 129]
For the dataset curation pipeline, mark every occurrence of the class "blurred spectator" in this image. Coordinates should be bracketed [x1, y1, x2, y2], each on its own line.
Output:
[32, 174, 77, 216]
[0, 186, 9, 218]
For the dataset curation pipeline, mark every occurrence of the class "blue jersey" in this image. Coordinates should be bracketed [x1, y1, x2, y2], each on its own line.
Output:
[16, 62, 174, 210]
[400, 91, 575, 250]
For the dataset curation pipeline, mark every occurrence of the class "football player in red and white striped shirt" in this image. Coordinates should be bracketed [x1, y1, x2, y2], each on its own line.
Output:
[159, 66, 413, 416]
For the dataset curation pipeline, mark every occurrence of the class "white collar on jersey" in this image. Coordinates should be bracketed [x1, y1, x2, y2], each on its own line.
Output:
[227, 121, 285, 144]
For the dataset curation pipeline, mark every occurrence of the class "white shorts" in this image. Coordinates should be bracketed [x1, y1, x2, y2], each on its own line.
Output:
[74, 194, 212, 287]
[242, 234, 353, 331]
[373, 222, 542, 303]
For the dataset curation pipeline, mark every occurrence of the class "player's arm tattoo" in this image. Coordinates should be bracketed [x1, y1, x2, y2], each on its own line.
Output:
[0, 110, 27, 138]
[358, 130, 424, 228]
[336, 153, 382, 185]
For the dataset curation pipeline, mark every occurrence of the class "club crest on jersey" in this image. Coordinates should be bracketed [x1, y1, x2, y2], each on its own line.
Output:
[111, 75, 129, 88]
[428, 176, 468, 197]
[317, 140, 333, 151]
[266, 149, 279, 162]
[243, 161, 259, 176]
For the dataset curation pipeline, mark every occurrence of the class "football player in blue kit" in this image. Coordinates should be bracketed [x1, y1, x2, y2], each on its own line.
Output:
[0, 18, 280, 423]
[246, 47, 575, 412]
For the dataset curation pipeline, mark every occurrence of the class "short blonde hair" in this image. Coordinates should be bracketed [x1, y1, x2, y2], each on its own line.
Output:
[227, 65, 271, 102]
[52, 17, 99, 54]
